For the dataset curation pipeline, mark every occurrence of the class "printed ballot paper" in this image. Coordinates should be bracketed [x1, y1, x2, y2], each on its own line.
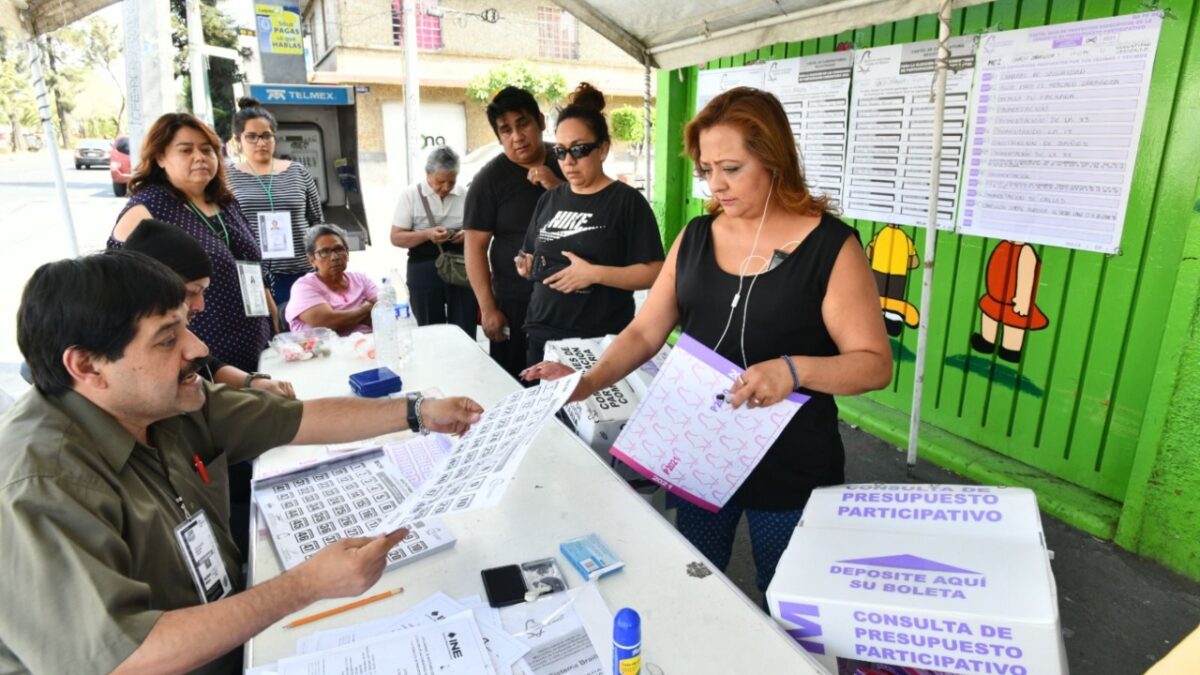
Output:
[275, 610, 494, 675]
[253, 437, 455, 570]
[372, 373, 583, 535]
[611, 334, 807, 511]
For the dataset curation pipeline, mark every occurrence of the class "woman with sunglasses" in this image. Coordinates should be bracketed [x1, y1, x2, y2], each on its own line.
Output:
[285, 223, 378, 335]
[227, 97, 324, 306]
[515, 83, 665, 366]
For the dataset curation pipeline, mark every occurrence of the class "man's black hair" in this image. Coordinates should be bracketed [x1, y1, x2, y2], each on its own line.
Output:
[486, 87, 543, 136]
[18, 250, 187, 397]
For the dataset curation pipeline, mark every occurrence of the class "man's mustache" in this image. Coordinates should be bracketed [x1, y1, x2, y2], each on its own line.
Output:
[178, 358, 204, 383]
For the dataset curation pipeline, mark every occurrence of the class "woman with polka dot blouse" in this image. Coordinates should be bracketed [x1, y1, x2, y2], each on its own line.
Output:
[109, 113, 275, 373]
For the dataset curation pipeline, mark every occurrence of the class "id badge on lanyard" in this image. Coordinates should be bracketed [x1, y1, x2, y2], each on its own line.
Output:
[257, 211, 295, 259]
[174, 510, 234, 603]
[236, 261, 271, 317]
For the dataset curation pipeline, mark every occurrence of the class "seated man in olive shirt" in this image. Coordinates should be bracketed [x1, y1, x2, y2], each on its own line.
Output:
[0, 250, 483, 674]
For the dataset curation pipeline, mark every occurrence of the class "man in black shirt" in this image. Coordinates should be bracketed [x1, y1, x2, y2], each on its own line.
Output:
[463, 87, 565, 379]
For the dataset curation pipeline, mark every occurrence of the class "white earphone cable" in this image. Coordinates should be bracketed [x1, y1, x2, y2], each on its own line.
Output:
[713, 178, 774, 368]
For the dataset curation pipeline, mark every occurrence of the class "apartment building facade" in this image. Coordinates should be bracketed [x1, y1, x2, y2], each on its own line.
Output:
[299, 0, 651, 180]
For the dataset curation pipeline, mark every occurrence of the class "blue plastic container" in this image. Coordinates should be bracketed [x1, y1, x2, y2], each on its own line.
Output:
[348, 367, 402, 398]
[613, 607, 642, 674]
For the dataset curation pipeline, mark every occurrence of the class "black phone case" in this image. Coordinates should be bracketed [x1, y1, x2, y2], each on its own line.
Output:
[481, 564, 528, 608]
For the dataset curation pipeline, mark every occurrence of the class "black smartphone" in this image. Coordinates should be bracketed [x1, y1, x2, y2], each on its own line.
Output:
[481, 564, 528, 607]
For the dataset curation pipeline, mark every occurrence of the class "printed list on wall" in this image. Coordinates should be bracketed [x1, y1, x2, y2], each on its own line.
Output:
[762, 52, 854, 206]
[957, 12, 1164, 253]
[840, 36, 978, 229]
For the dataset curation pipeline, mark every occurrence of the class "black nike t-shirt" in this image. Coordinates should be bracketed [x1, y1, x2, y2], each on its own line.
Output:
[463, 148, 564, 301]
[523, 181, 664, 340]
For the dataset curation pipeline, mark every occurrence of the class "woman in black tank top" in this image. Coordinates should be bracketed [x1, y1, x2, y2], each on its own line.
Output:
[524, 88, 892, 595]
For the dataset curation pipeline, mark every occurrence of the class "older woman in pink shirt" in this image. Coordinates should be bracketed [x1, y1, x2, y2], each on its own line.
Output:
[286, 223, 378, 335]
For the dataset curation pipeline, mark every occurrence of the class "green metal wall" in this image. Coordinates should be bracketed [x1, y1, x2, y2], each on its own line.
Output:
[652, 0, 1200, 504]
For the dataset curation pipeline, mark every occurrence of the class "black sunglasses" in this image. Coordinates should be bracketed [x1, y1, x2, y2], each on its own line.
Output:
[552, 142, 603, 161]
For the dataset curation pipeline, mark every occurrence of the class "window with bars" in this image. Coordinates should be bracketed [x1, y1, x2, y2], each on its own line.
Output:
[392, 0, 444, 50]
[538, 6, 579, 60]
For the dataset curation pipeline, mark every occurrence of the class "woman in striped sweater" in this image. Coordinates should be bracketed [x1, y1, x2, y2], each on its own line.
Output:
[227, 97, 324, 306]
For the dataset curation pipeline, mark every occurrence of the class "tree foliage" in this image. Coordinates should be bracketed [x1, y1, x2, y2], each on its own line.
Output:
[610, 105, 654, 175]
[172, 0, 244, 139]
[466, 60, 568, 107]
[74, 16, 125, 131]
[0, 30, 37, 152]
[610, 106, 652, 145]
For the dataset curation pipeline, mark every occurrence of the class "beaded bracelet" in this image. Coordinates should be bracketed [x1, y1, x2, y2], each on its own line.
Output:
[780, 354, 801, 392]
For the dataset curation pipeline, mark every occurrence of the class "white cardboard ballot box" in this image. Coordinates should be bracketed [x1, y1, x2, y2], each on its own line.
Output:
[599, 335, 671, 401]
[800, 484, 1047, 547]
[767, 526, 1068, 675]
[545, 338, 638, 452]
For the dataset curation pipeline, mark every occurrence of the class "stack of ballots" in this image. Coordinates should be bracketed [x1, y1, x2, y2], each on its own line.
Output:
[767, 483, 1068, 674]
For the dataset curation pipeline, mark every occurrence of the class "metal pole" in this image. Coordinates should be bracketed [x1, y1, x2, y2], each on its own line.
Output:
[643, 52, 653, 199]
[906, 0, 952, 469]
[27, 40, 78, 257]
[403, 0, 422, 185]
[185, 0, 213, 126]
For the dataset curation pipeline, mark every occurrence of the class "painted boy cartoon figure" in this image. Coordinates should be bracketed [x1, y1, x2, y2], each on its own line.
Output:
[971, 240, 1048, 363]
[865, 223, 920, 336]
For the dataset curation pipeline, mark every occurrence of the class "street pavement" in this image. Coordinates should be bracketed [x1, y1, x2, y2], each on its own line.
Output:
[2, 148, 1198, 674]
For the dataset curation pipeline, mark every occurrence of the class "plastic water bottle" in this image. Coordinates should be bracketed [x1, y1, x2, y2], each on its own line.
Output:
[371, 279, 400, 372]
[613, 607, 642, 674]
[393, 281, 417, 361]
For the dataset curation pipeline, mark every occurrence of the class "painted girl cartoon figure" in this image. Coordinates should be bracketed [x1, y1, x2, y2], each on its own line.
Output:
[971, 241, 1048, 363]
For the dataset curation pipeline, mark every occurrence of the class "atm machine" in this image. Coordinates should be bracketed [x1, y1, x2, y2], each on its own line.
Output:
[237, 82, 372, 249]
[238, 0, 372, 248]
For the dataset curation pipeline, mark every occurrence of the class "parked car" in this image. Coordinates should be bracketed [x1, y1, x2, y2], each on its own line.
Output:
[110, 135, 131, 197]
[73, 138, 111, 169]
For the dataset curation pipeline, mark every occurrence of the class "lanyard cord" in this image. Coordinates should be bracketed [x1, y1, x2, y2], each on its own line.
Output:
[185, 201, 231, 248]
[248, 161, 276, 210]
[147, 443, 191, 518]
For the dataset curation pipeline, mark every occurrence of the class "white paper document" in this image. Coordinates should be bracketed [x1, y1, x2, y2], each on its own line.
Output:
[276, 611, 494, 675]
[611, 334, 807, 512]
[762, 52, 853, 204]
[956, 12, 1163, 253]
[500, 583, 613, 675]
[297, 592, 528, 673]
[841, 37, 978, 228]
[374, 374, 582, 534]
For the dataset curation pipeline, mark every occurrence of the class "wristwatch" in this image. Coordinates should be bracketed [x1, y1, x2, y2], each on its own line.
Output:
[244, 372, 271, 388]
[405, 392, 425, 434]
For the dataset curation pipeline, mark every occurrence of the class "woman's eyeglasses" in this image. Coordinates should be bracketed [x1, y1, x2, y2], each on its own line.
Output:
[243, 133, 276, 145]
[314, 245, 348, 259]
[552, 142, 602, 161]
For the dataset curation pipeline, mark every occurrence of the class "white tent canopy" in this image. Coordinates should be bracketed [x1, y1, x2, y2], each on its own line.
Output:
[557, 0, 990, 70]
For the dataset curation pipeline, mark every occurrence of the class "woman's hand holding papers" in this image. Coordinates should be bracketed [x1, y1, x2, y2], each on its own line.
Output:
[421, 397, 485, 435]
[727, 358, 795, 409]
[295, 529, 409, 602]
[521, 361, 593, 404]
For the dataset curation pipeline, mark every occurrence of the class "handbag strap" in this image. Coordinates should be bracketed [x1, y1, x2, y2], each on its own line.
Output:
[417, 188, 446, 253]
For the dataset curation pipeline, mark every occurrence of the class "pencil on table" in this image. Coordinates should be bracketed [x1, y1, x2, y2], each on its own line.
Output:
[283, 587, 405, 629]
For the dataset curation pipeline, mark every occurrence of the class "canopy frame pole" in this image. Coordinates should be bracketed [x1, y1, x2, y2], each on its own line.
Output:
[906, 0, 953, 470]
[403, 0, 422, 186]
[643, 51, 653, 198]
[27, 39, 78, 257]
